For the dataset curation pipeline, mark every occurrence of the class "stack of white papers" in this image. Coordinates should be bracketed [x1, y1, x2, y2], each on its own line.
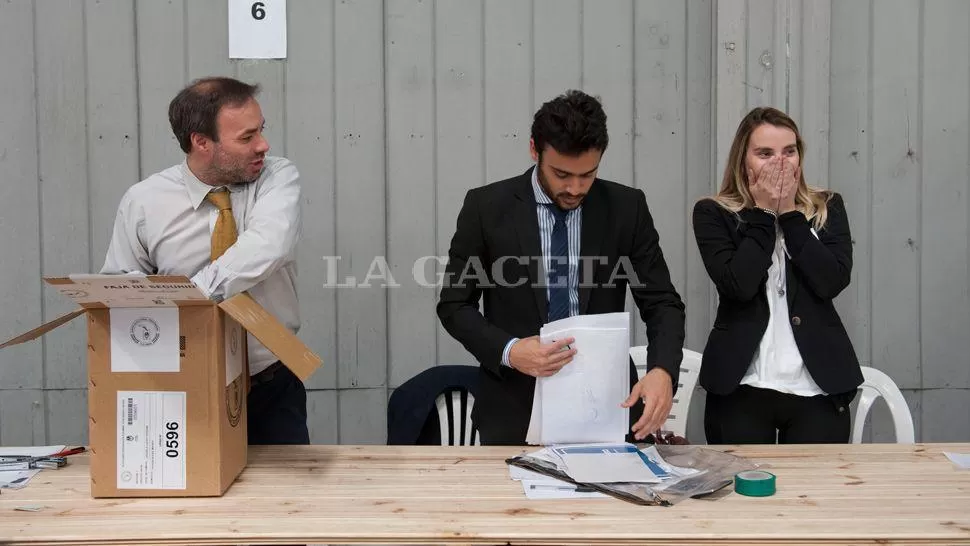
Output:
[508, 442, 697, 499]
[526, 313, 630, 445]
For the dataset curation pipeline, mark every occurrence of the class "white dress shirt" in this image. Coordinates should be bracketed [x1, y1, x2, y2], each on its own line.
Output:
[740, 229, 825, 396]
[101, 156, 302, 376]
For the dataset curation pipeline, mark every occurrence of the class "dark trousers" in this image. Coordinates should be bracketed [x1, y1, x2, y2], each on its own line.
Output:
[247, 361, 310, 445]
[704, 385, 855, 444]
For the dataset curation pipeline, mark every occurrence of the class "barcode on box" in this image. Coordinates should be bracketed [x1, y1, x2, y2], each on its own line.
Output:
[126, 398, 134, 426]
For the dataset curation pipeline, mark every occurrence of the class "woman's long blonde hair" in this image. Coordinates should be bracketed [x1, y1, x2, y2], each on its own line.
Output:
[713, 107, 832, 230]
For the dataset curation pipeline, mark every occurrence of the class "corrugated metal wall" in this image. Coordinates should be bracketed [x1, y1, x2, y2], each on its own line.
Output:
[0, 0, 966, 446]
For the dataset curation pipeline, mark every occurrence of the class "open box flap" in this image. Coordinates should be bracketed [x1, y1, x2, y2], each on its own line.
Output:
[219, 292, 322, 381]
[0, 309, 87, 349]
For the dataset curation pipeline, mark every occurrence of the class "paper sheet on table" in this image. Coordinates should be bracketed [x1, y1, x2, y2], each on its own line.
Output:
[551, 443, 661, 483]
[944, 452, 970, 469]
[0, 445, 65, 489]
[526, 313, 630, 445]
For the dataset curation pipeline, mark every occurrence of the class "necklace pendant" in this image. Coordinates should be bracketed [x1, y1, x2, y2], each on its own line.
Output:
[778, 288, 786, 296]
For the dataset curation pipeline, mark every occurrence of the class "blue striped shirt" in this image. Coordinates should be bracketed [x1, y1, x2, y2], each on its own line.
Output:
[501, 166, 583, 366]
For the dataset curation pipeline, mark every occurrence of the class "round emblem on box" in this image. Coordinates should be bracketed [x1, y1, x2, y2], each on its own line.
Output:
[130, 317, 160, 346]
[226, 379, 243, 427]
[121, 471, 132, 483]
[229, 327, 239, 356]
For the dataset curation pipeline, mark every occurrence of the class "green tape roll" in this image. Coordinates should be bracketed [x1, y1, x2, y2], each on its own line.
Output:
[734, 470, 776, 497]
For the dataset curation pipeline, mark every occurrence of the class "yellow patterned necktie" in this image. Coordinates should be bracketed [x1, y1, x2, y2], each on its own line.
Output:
[206, 190, 238, 261]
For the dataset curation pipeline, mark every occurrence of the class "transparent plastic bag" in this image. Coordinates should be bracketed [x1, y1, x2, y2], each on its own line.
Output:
[506, 444, 758, 506]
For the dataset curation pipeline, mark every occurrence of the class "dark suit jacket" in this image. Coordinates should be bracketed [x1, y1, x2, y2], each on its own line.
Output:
[692, 194, 863, 397]
[437, 168, 686, 445]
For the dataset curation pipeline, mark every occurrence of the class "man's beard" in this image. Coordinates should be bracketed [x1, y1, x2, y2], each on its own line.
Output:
[210, 150, 260, 185]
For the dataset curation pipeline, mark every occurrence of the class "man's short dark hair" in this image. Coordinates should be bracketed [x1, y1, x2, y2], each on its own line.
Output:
[168, 77, 261, 153]
[531, 90, 609, 157]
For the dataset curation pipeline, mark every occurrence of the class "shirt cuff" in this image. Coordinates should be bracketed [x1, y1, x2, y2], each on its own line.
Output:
[190, 267, 222, 302]
[501, 337, 519, 367]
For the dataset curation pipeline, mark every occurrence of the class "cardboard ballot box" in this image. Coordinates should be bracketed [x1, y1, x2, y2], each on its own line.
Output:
[0, 274, 321, 498]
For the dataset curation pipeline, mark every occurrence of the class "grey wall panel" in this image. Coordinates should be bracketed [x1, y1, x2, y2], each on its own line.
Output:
[434, 0, 485, 369]
[334, 0, 387, 391]
[386, 0, 438, 388]
[0, 0, 43, 395]
[920, 0, 969, 391]
[870, 0, 921, 390]
[35, 0, 88, 391]
[286, 0, 338, 391]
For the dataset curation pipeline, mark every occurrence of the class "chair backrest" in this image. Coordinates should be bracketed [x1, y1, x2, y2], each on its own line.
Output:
[851, 367, 915, 444]
[629, 347, 702, 437]
[434, 388, 480, 446]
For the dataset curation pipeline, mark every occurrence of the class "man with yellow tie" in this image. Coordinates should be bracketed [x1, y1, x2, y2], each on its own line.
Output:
[101, 77, 308, 445]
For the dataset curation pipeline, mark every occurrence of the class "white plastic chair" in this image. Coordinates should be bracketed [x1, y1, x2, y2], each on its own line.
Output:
[629, 347, 702, 437]
[434, 389, 480, 446]
[851, 367, 915, 444]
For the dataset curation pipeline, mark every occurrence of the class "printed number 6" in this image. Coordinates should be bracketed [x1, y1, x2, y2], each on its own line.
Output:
[252, 2, 266, 20]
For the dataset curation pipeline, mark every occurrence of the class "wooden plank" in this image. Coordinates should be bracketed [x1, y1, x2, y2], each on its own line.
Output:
[334, 0, 387, 389]
[790, 0, 831, 190]
[633, 1, 687, 350]
[533, 0, 582, 110]
[0, 0, 42, 391]
[306, 389, 338, 444]
[684, 0, 713, 351]
[920, 0, 970, 391]
[386, 0, 436, 388]
[34, 0, 88, 391]
[744, 0, 775, 107]
[338, 388, 387, 445]
[921, 389, 970, 442]
[285, 0, 337, 391]
[0, 389, 46, 446]
[828, 0, 872, 368]
[86, 0, 141, 269]
[484, 0, 532, 183]
[134, 0, 186, 177]
[870, 0, 921, 389]
[185, 0, 233, 79]
[435, 0, 484, 367]
[45, 389, 89, 447]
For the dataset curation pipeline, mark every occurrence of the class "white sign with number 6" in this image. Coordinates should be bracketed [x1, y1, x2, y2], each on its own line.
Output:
[228, 0, 287, 59]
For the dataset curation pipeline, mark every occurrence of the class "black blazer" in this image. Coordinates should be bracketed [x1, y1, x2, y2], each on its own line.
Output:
[437, 168, 686, 445]
[692, 194, 863, 397]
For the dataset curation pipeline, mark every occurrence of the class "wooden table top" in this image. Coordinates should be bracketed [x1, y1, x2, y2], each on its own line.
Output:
[0, 443, 968, 545]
